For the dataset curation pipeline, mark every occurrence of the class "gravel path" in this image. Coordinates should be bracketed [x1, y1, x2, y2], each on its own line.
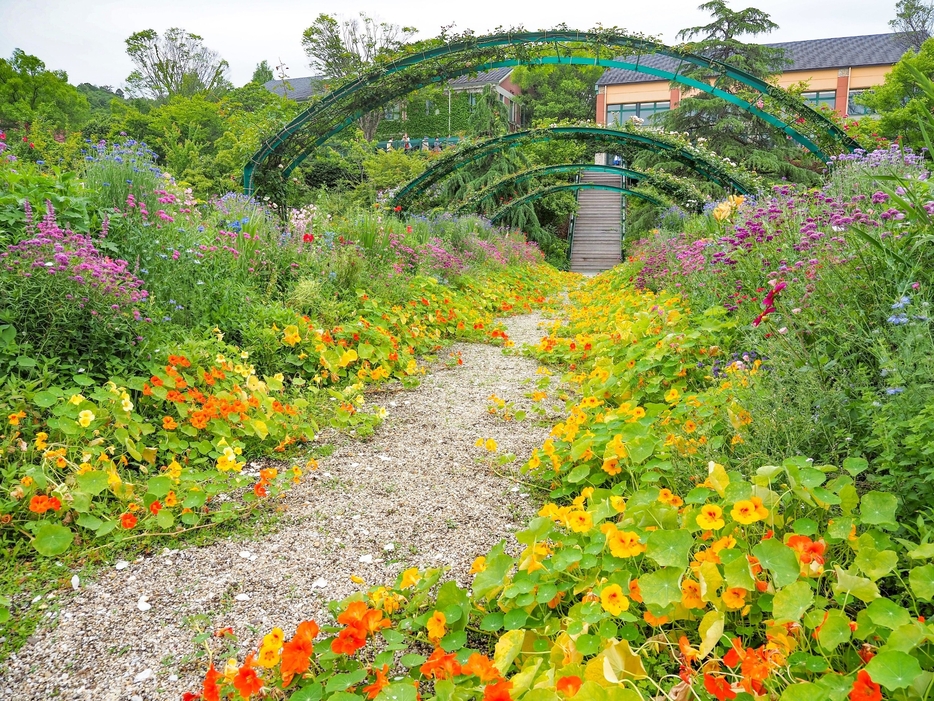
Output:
[0, 313, 558, 701]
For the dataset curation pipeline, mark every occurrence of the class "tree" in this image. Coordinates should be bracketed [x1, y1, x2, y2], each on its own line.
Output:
[891, 0, 934, 51]
[511, 64, 605, 125]
[302, 13, 416, 140]
[646, 1, 822, 185]
[859, 37, 934, 147]
[0, 49, 89, 129]
[124, 28, 231, 100]
[252, 60, 274, 85]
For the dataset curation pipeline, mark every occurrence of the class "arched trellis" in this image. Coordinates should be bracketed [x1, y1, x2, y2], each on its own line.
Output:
[455, 163, 703, 214]
[490, 183, 663, 223]
[244, 29, 862, 195]
[391, 126, 753, 211]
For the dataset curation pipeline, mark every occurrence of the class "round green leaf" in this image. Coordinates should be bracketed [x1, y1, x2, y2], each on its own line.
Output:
[860, 492, 898, 528]
[645, 529, 694, 568]
[440, 630, 467, 652]
[865, 650, 924, 690]
[32, 524, 74, 556]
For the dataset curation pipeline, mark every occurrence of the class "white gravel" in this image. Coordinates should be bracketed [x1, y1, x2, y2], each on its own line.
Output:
[0, 313, 559, 701]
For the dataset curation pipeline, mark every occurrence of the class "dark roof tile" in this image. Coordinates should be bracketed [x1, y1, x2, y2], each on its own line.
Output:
[596, 33, 907, 86]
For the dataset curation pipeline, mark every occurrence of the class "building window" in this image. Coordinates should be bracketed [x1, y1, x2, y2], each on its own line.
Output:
[847, 89, 875, 116]
[802, 90, 836, 111]
[425, 99, 434, 116]
[606, 101, 670, 126]
[384, 102, 401, 121]
[468, 92, 478, 108]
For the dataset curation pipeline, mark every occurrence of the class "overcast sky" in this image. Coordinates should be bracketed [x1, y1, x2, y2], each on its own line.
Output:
[0, 0, 896, 89]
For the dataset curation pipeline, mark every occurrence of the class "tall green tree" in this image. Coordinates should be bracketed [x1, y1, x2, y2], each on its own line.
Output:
[859, 38, 933, 146]
[647, 1, 821, 185]
[251, 60, 274, 85]
[301, 13, 416, 140]
[124, 28, 231, 100]
[891, 0, 934, 51]
[511, 64, 604, 125]
[0, 49, 89, 130]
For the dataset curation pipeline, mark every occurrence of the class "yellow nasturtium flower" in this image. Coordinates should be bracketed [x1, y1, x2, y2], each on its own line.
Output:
[600, 584, 630, 616]
[400, 567, 421, 589]
[696, 504, 726, 531]
[78, 410, 95, 428]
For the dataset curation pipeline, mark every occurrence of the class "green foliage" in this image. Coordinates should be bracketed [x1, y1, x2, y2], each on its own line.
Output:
[651, 1, 823, 185]
[0, 49, 90, 130]
[860, 38, 934, 147]
[252, 60, 274, 85]
[511, 64, 604, 124]
[124, 27, 232, 100]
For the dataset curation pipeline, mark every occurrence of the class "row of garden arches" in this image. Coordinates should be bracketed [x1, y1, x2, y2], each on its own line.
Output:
[244, 29, 861, 220]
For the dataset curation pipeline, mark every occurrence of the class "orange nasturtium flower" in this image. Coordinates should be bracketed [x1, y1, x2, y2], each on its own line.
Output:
[722, 587, 748, 610]
[280, 620, 319, 685]
[567, 510, 593, 533]
[462, 653, 501, 682]
[484, 679, 514, 701]
[731, 498, 768, 524]
[658, 488, 684, 507]
[232, 654, 263, 699]
[600, 584, 630, 616]
[426, 610, 447, 643]
[120, 513, 137, 529]
[162, 416, 178, 430]
[851, 669, 882, 701]
[556, 676, 583, 698]
[400, 567, 421, 589]
[362, 664, 391, 699]
[470, 556, 487, 574]
[696, 504, 726, 530]
[681, 579, 705, 609]
[606, 526, 646, 558]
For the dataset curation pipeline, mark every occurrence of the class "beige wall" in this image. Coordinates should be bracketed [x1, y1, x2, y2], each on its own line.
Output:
[774, 68, 840, 91]
[604, 82, 671, 105]
[851, 65, 893, 89]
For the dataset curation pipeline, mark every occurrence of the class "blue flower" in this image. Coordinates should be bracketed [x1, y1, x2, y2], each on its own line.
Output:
[887, 314, 909, 325]
[891, 295, 911, 310]
[886, 387, 905, 395]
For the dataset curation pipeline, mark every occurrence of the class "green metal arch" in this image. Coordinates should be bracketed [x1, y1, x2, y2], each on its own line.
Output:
[391, 126, 751, 210]
[455, 163, 699, 214]
[244, 30, 861, 195]
[490, 183, 662, 223]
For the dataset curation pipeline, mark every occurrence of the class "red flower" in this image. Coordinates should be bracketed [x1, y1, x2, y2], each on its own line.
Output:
[420, 648, 462, 680]
[182, 693, 201, 701]
[363, 664, 391, 699]
[281, 634, 315, 685]
[484, 680, 514, 701]
[120, 513, 138, 529]
[29, 495, 50, 514]
[201, 663, 221, 701]
[851, 670, 882, 701]
[253, 481, 268, 498]
[394, 205, 402, 212]
[149, 500, 162, 515]
[48, 496, 62, 511]
[303, 233, 314, 243]
[556, 676, 582, 698]
[233, 654, 263, 698]
[330, 625, 367, 655]
[704, 674, 737, 701]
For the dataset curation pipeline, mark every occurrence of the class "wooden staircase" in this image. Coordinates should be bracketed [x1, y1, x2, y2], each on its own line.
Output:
[569, 170, 622, 274]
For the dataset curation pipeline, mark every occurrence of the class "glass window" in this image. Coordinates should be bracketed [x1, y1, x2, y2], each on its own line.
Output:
[468, 92, 478, 108]
[384, 103, 401, 121]
[606, 101, 670, 126]
[847, 89, 875, 116]
[802, 90, 836, 111]
[425, 99, 434, 116]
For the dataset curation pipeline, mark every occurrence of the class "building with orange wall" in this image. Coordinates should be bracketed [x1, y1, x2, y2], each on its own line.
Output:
[595, 34, 908, 126]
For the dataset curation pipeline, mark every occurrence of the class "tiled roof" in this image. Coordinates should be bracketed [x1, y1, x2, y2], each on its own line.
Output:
[448, 66, 514, 88]
[263, 76, 326, 101]
[596, 33, 907, 86]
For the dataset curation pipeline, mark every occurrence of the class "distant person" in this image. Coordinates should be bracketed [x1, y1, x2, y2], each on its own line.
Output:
[433, 137, 442, 152]
[421, 137, 430, 151]
[403, 133, 411, 151]
[386, 140, 394, 152]
[613, 154, 622, 166]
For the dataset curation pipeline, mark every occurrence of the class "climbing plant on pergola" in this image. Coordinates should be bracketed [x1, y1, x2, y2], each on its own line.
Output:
[489, 183, 663, 223]
[390, 125, 757, 213]
[243, 28, 862, 198]
[455, 164, 705, 214]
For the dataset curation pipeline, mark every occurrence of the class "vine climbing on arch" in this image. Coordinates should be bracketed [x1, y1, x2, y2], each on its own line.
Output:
[391, 125, 758, 213]
[243, 28, 863, 198]
[454, 164, 706, 215]
[489, 183, 663, 224]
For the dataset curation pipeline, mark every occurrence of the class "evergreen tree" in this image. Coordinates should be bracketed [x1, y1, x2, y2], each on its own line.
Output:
[251, 60, 274, 85]
[644, 0, 822, 185]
